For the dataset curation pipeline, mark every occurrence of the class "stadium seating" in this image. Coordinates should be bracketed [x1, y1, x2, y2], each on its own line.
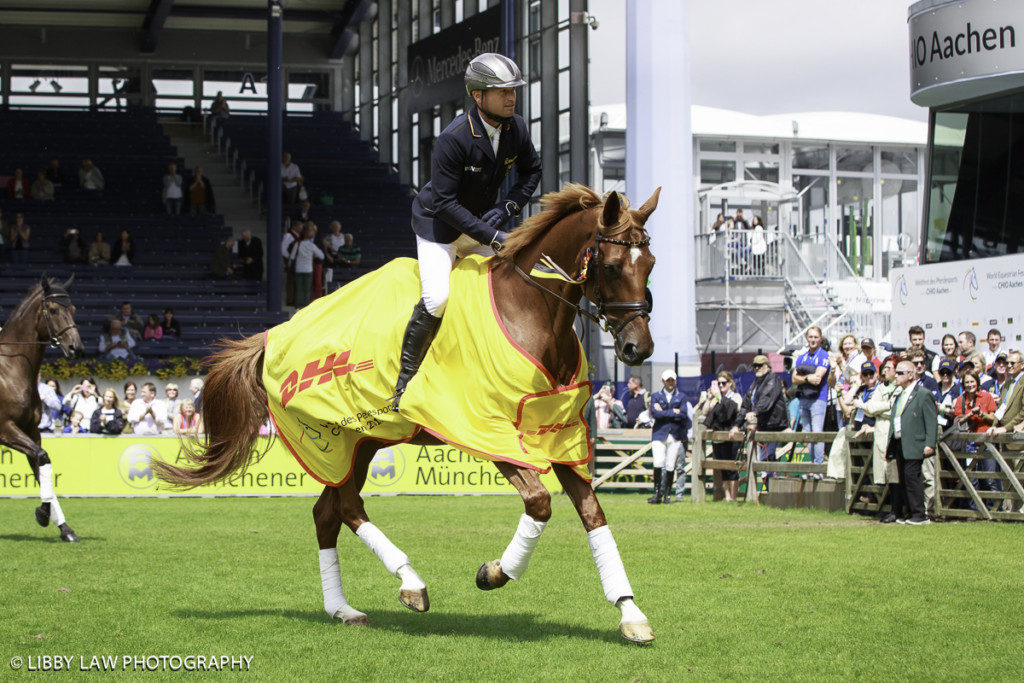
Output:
[211, 112, 416, 273]
[0, 108, 286, 358]
[1, 107, 417, 360]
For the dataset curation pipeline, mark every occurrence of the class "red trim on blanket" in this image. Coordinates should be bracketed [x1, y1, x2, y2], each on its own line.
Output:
[487, 268, 557, 386]
[510, 380, 595, 473]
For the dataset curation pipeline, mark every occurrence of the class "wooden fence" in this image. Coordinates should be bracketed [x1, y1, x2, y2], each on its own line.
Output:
[691, 424, 1023, 521]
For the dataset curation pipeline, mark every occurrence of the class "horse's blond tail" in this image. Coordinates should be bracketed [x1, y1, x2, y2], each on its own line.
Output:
[152, 334, 269, 488]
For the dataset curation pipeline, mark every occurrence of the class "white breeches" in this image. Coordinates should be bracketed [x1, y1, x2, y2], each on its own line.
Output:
[651, 435, 682, 471]
[416, 234, 493, 316]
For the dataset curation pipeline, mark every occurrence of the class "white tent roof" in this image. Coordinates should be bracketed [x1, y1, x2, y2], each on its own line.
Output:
[591, 104, 928, 146]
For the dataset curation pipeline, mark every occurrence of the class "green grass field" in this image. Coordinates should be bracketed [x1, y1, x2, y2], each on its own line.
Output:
[1, 495, 1022, 680]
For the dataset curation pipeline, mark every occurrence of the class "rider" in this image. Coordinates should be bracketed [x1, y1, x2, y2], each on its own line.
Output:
[392, 53, 542, 407]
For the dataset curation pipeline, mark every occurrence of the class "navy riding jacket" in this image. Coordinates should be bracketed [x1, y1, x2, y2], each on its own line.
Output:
[411, 107, 542, 246]
[650, 388, 689, 441]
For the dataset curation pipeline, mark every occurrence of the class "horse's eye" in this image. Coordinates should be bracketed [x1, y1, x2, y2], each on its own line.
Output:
[603, 263, 621, 277]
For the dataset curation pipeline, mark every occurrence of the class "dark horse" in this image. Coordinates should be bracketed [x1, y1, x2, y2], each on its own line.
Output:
[155, 184, 660, 642]
[0, 275, 84, 542]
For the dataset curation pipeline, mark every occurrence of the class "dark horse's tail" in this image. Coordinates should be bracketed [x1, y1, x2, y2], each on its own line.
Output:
[153, 334, 269, 488]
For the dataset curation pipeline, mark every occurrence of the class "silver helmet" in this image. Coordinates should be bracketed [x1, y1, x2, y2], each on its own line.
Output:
[464, 53, 526, 97]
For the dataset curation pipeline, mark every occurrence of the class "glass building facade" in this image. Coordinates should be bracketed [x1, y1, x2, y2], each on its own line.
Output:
[925, 91, 1024, 263]
[694, 134, 925, 280]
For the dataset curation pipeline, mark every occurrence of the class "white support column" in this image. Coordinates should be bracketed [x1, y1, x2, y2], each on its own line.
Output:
[626, 0, 696, 367]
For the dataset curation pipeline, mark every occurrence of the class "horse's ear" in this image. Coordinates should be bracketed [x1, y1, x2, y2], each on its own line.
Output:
[40, 273, 51, 295]
[636, 187, 662, 224]
[62, 273, 75, 290]
[602, 191, 622, 228]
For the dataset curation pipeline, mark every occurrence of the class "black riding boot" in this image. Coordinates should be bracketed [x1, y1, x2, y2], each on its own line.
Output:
[662, 469, 675, 504]
[647, 467, 663, 504]
[391, 299, 442, 410]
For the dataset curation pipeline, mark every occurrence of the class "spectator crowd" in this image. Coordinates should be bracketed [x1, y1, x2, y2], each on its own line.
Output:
[588, 323, 1021, 522]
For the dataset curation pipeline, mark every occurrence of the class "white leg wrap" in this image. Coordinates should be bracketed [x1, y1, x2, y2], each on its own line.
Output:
[318, 548, 366, 621]
[38, 464, 66, 526]
[356, 522, 411, 577]
[49, 498, 66, 527]
[38, 464, 55, 502]
[587, 525, 634, 605]
[499, 513, 547, 580]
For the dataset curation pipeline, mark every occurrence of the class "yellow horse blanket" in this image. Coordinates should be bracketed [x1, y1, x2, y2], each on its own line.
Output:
[263, 255, 593, 486]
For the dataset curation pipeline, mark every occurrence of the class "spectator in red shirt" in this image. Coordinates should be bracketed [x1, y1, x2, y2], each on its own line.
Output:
[953, 370, 1001, 510]
[954, 371, 996, 433]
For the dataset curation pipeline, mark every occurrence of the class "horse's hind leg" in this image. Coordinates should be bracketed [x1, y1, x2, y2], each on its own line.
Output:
[553, 464, 654, 644]
[476, 462, 551, 591]
[1, 424, 78, 542]
[312, 485, 369, 625]
[314, 461, 429, 615]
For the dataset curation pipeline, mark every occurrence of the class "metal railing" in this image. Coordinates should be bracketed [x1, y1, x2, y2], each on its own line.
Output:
[696, 228, 890, 351]
[695, 228, 784, 281]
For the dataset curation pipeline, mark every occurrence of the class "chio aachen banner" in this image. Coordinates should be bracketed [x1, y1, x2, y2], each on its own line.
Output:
[407, 6, 501, 113]
[891, 253, 1024, 350]
[0, 437, 562, 497]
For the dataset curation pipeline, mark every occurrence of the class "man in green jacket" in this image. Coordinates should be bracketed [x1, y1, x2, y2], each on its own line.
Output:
[882, 360, 937, 525]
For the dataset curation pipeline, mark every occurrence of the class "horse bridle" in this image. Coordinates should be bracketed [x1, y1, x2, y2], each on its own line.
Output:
[513, 223, 653, 338]
[0, 293, 78, 358]
[41, 294, 79, 355]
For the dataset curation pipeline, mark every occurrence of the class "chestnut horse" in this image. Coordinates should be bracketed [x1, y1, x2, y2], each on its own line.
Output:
[0, 275, 84, 542]
[155, 184, 660, 642]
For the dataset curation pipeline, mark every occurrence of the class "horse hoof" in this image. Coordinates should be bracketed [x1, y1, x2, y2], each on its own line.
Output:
[620, 620, 655, 644]
[58, 524, 80, 543]
[475, 560, 510, 591]
[35, 503, 51, 527]
[399, 588, 429, 612]
[341, 612, 370, 626]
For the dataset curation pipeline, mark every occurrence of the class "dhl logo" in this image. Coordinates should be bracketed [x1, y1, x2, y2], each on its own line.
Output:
[520, 421, 578, 437]
[281, 350, 373, 408]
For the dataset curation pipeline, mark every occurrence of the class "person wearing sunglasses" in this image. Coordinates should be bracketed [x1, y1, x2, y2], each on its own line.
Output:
[704, 372, 743, 502]
[986, 351, 1024, 436]
[905, 349, 939, 397]
[857, 356, 900, 499]
[881, 360, 937, 525]
[729, 355, 787, 488]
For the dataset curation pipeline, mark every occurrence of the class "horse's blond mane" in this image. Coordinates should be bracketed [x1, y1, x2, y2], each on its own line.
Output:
[496, 183, 605, 262]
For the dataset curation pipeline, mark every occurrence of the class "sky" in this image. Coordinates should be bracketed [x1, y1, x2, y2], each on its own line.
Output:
[588, 0, 928, 122]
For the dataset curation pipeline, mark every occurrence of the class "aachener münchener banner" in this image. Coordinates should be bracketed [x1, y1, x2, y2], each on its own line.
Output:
[407, 6, 501, 113]
[0, 437, 561, 497]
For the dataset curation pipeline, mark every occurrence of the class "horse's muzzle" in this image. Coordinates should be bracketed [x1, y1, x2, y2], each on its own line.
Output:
[616, 340, 652, 366]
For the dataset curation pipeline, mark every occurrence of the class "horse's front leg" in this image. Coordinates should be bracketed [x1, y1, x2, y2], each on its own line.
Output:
[553, 464, 654, 644]
[476, 461, 551, 590]
[0, 423, 78, 542]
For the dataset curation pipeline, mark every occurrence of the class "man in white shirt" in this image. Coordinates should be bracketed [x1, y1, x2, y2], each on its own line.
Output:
[293, 223, 325, 308]
[99, 319, 137, 361]
[281, 152, 303, 204]
[128, 382, 169, 435]
[982, 328, 1004, 370]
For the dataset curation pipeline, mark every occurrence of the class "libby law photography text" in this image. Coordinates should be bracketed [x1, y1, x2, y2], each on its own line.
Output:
[11, 654, 253, 672]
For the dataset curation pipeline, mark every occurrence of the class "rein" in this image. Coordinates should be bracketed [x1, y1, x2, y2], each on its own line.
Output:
[513, 222, 652, 338]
